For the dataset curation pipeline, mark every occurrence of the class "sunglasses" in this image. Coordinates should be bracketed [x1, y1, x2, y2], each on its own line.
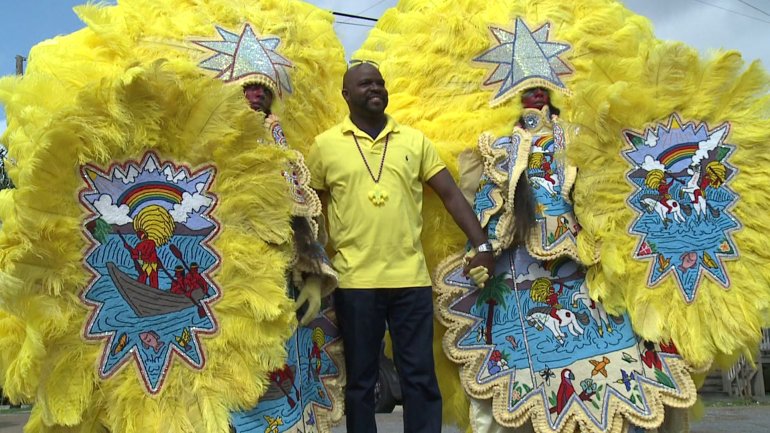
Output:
[347, 59, 380, 69]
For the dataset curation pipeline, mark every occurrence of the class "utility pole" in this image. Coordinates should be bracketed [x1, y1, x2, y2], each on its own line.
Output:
[15, 55, 26, 75]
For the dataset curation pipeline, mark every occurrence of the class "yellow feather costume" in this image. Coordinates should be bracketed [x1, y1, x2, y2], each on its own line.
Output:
[0, 1, 345, 432]
[569, 40, 770, 370]
[354, 0, 768, 431]
[355, 1, 660, 430]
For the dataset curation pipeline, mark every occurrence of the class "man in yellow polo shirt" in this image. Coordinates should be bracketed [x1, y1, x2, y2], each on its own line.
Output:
[308, 62, 494, 433]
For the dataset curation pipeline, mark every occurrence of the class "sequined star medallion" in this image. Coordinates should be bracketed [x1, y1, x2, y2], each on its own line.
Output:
[193, 24, 293, 96]
[474, 18, 573, 106]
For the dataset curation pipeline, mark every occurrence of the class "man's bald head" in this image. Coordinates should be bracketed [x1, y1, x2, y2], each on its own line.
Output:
[341, 63, 388, 118]
[342, 63, 381, 90]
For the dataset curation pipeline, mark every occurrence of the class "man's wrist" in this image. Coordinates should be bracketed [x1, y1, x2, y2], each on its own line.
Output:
[475, 241, 493, 253]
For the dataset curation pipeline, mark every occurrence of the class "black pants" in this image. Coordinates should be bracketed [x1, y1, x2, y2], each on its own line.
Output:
[334, 287, 442, 433]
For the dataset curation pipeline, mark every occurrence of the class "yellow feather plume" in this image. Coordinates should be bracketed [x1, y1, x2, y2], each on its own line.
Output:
[570, 39, 770, 369]
[0, 1, 345, 432]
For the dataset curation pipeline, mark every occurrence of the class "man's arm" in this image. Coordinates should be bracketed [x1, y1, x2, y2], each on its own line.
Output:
[427, 168, 494, 276]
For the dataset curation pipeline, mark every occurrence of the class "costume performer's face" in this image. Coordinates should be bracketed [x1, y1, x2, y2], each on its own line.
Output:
[342, 63, 388, 116]
[243, 84, 274, 113]
[521, 87, 550, 110]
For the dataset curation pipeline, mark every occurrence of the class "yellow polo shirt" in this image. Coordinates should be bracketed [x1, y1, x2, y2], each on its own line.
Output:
[307, 115, 446, 288]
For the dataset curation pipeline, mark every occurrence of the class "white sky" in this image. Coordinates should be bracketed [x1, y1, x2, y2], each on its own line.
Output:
[307, 0, 769, 65]
[1, 0, 769, 132]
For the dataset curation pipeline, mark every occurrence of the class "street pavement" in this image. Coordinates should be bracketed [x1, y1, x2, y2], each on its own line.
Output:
[330, 404, 770, 433]
[2, 404, 769, 432]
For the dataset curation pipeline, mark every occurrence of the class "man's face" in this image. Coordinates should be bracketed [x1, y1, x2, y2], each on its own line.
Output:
[521, 87, 550, 110]
[243, 84, 274, 113]
[342, 64, 388, 116]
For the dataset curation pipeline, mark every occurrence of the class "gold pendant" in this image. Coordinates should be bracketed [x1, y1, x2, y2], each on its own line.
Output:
[367, 185, 388, 206]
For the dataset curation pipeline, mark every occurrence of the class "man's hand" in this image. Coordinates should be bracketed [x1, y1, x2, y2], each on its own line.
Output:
[463, 249, 495, 288]
[468, 266, 489, 288]
[427, 169, 496, 284]
[294, 276, 322, 326]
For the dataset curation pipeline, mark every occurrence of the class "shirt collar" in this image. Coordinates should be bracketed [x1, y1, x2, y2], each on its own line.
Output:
[341, 114, 400, 141]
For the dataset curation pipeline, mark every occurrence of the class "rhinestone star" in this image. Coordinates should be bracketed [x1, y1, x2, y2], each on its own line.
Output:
[475, 18, 572, 106]
[193, 24, 293, 96]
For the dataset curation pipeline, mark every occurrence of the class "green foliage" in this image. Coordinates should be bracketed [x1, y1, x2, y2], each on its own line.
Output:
[629, 133, 645, 149]
[475, 273, 510, 309]
[92, 218, 113, 244]
[716, 146, 730, 162]
[654, 368, 676, 388]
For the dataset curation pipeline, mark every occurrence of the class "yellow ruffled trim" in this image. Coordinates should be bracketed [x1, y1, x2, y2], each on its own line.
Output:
[239, 75, 281, 100]
[265, 114, 324, 238]
[477, 132, 510, 255]
[478, 120, 583, 263]
[286, 151, 323, 236]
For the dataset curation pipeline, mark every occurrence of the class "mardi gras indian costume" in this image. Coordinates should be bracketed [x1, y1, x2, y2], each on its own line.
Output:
[355, 0, 770, 432]
[435, 96, 694, 433]
[0, 1, 347, 432]
[213, 27, 344, 433]
[430, 50, 693, 433]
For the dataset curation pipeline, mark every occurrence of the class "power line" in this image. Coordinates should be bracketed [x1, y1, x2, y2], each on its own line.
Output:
[332, 11, 377, 22]
[357, 0, 390, 16]
[334, 21, 375, 28]
[735, 0, 770, 17]
[692, 0, 770, 24]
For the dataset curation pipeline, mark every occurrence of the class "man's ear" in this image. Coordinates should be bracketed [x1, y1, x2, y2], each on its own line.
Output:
[341, 88, 349, 102]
